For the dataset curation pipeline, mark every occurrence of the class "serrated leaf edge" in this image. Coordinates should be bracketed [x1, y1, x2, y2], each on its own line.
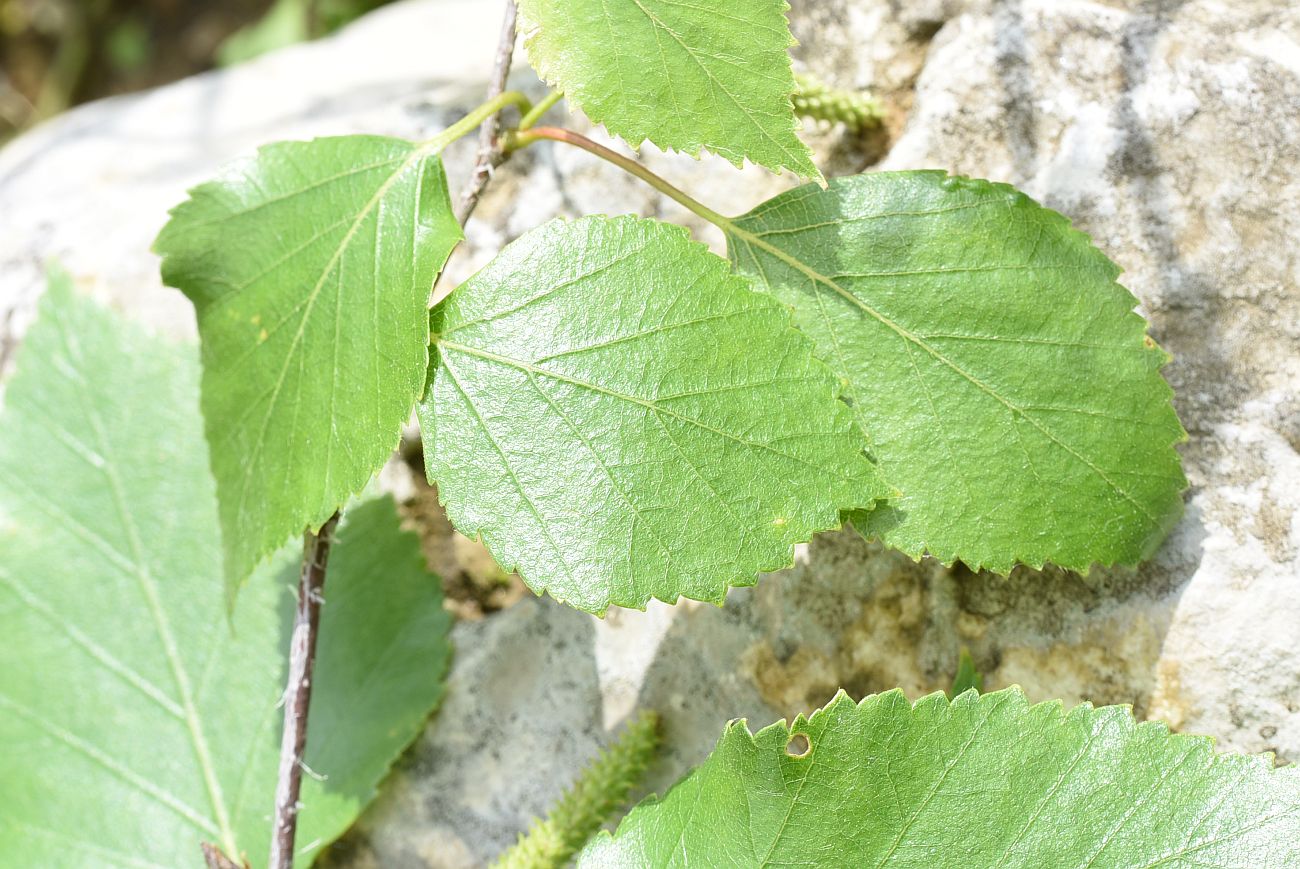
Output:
[585, 685, 1297, 857]
[427, 214, 887, 616]
[517, 0, 822, 182]
[152, 135, 463, 596]
[726, 170, 1189, 576]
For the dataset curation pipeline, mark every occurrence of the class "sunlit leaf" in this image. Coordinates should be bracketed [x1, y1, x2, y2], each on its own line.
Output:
[726, 171, 1186, 572]
[518, 0, 819, 179]
[0, 273, 451, 867]
[422, 215, 887, 614]
[155, 135, 462, 597]
[582, 688, 1300, 867]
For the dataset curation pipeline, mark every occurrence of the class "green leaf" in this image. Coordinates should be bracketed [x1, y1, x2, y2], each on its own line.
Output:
[154, 135, 463, 598]
[725, 171, 1186, 573]
[517, 0, 819, 180]
[580, 688, 1300, 867]
[421, 215, 887, 614]
[0, 272, 452, 868]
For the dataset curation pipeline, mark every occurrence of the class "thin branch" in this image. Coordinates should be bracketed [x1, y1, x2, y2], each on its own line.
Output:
[268, 511, 341, 869]
[455, 0, 520, 224]
[261, 6, 522, 866]
[202, 843, 248, 869]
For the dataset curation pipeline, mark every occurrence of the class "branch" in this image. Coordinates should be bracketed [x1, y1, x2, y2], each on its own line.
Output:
[202, 843, 248, 869]
[262, 6, 521, 864]
[455, 0, 520, 225]
[268, 510, 341, 869]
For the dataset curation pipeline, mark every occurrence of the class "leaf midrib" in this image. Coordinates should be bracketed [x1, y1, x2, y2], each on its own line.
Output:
[57, 319, 240, 856]
[436, 338, 852, 477]
[0, 319, 238, 854]
[229, 142, 433, 540]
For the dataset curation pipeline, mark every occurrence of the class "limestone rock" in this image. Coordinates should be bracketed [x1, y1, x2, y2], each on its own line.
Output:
[880, 0, 1300, 768]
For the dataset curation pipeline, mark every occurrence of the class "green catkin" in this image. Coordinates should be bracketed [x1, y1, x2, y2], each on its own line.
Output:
[792, 72, 883, 132]
[493, 710, 661, 869]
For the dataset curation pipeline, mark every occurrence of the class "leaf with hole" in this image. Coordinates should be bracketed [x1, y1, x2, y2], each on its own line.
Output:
[0, 273, 451, 867]
[517, 0, 819, 180]
[421, 215, 888, 614]
[725, 171, 1186, 573]
[154, 135, 463, 600]
[580, 688, 1300, 867]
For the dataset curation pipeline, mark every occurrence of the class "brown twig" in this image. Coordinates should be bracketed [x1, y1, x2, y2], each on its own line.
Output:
[268, 511, 341, 869]
[455, 0, 520, 225]
[261, 6, 521, 867]
[202, 842, 249, 869]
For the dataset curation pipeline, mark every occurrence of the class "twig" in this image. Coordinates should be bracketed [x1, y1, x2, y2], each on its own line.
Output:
[507, 127, 732, 229]
[261, 6, 522, 865]
[202, 843, 248, 869]
[268, 511, 341, 869]
[455, 0, 520, 224]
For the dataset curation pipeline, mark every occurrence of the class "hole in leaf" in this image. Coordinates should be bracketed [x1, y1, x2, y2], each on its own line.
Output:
[786, 732, 811, 758]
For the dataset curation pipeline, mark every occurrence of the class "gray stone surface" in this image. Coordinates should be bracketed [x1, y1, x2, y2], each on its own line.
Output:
[0, 0, 503, 359]
[2, 0, 1298, 866]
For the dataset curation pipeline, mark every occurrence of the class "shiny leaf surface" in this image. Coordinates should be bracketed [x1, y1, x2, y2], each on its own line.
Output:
[422, 215, 887, 614]
[726, 171, 1186, 572]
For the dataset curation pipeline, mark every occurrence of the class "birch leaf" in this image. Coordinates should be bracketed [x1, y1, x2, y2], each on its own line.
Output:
[582, 689, 1300, 867]
[518, 0, 819, 180]
[422, 215, 887, 614]
[0, 272, 451, 867]
[155, 135, 462, 598]
[726, 171, 1186, 572]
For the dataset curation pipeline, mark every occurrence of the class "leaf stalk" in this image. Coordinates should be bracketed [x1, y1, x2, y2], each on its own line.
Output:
[425, 89, 533, 154]
[506, 126, 734, 230]
[518, 90, 565, 131]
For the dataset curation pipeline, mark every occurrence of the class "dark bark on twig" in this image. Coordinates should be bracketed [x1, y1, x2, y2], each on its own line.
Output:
[202, 842, 248, 869]
[454, 0, 519, 225]
[262, 5, 521, 867]
[268, 511, 341, 869]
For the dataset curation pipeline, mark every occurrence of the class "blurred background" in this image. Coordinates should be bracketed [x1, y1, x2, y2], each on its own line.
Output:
[0, 0, 399, 143]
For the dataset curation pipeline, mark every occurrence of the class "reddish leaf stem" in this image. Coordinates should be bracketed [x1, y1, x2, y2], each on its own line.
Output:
[506, 126, 733, 229]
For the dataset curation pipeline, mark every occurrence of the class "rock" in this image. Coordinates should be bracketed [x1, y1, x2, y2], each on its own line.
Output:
[0, 0, 505, 362]
[879, 0, 1300, 768]
[2, 0, 1298, 866]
